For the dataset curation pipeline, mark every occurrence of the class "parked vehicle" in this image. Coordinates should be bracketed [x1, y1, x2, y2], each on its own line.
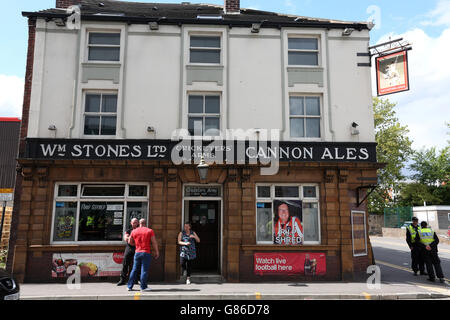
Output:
[0, 268, 20, 300]
[400, 221, 413, 229]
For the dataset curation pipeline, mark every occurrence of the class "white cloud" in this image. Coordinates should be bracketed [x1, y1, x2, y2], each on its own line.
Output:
[421, 0, 450, 27]
[372, 27, 450, 151]
[0, 75, 24, 117]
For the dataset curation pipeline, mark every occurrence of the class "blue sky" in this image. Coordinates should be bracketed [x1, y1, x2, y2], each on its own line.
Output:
[1, 1, 449, 152]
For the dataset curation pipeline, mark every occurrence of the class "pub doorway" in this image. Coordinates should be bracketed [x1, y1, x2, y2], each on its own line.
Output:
[182, 185, 222, 275]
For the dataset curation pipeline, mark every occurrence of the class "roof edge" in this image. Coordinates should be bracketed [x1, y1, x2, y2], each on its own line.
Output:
[21, 11, 370, 30]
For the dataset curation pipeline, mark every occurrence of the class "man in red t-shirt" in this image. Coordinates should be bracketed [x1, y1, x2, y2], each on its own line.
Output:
[127, 219, 159, 291]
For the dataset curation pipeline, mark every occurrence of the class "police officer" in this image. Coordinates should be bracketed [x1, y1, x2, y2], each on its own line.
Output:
[406, 217, 426, 276]
[417, 221, 445, 283]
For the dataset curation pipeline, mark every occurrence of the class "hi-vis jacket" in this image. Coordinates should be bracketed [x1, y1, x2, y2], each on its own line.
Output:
[418, 228, 435, 245]
[274, 217, 304, 245]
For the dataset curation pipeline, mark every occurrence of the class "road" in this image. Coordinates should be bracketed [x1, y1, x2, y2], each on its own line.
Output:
[371, 236, 450, 296]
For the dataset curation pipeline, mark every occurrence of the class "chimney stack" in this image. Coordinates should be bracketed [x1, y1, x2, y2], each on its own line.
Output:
[56, 0, 81, 9]
[224, 0, 240, 14]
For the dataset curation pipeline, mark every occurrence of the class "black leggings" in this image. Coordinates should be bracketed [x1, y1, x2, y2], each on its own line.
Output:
[180, 257, 192, 277]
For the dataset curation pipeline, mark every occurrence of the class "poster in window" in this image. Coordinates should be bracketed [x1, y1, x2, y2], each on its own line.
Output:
[78, 202, 123, 241]
[376, 50, 410, 96]
[273, 200, 303, 245]
[53, 202, 77, 242]
[257, 202, 273, 242]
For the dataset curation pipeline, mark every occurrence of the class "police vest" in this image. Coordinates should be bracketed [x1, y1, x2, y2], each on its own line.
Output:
[418, 228, 434, 245]
[408, 225, 421, 241]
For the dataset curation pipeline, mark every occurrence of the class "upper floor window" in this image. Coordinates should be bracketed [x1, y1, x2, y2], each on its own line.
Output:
[188, 94, 220, 136]
[289, 96, 321, 138]
[84, 92, 117, 136]
[88, 32, 121, 62]
[288, 38, 319, 66]
[190, 36, 221, 64]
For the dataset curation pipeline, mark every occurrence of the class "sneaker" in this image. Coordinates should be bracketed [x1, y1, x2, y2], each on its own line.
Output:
[413, 272, 418, 276]
[127, 287, 133, 291]
[116, 281, 126, 286]
[426, 278, 436, 282]
[141, 288, 152, 292]
[186, 278, 191, 285]
[420, 272, 428, 276]
[439, 278, 445, 283]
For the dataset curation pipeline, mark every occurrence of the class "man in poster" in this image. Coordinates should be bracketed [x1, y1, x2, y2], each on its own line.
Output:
[273, 200, 304, 245]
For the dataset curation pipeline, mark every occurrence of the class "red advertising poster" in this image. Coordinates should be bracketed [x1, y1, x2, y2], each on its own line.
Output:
[254, 252, 326, 276]
[376, 50, 410, 96]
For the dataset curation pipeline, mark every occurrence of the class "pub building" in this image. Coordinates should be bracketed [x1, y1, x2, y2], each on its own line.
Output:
[8, 0, 381, 283]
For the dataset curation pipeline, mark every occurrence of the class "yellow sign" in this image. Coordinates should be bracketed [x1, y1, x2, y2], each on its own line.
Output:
[0, 189, 13, 193]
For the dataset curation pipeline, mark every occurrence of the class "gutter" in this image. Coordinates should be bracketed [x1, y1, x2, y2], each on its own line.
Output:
[21, 12, 370, 30]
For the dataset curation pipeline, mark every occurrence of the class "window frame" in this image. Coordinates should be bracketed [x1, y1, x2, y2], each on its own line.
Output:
[255, 183, 321, 245]
[51, 182, 149, 245]
[86, 31, 121, 63]
[189, 34, 222, 65]
[289, 94, 323, 140]
[187, 93, 221, 137]
[287, 36, 320, 67]
[82, 91, 118, 138]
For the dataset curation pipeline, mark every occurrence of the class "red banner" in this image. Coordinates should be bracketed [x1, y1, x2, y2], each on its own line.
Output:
[254, 252, 326, 276]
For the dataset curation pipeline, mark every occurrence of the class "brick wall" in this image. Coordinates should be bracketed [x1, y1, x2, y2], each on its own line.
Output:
[1, 207, 12, 251]
[225, 0, 240, 13]
[6, 17, 36, 275]
[56, 0, 81, 8]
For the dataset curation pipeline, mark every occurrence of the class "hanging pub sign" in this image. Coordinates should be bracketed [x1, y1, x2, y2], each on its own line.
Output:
[376, 50, 410, 96]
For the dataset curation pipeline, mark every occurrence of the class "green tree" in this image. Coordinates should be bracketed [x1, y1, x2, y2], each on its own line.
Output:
[398, 142, 450, 206]
[409, 146, 450, 186]
[368, 97, 413, 214]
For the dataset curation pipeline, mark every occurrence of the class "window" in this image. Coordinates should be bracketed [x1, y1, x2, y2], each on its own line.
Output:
[289, 96, 321, 138]
[88, 32, 121, 62]
[256, 185, 320, 245]
[288, 37, 319, 66]
[84, 93, 117, 136]
[190, 36, 221, 64]
[188, 94, 220, 136]
[52, 183, 149, 243]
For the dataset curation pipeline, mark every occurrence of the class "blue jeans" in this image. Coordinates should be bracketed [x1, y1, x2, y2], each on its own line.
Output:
[127, 252, 152, 290]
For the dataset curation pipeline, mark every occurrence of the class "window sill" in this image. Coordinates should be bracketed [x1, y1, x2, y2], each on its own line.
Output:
[287, 65, 322, 69]
[186, 63, 224, 68]
[83, 61, 122, 66]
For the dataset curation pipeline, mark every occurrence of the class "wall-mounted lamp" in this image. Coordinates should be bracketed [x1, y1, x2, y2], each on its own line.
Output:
[351, 122, 360, 135]
[149, 22, 159, 30]
[48, 125, 57, 131]
[197, 154, 209, 181]
[342, 28, 354, 36]
[147, 126, 156, 133]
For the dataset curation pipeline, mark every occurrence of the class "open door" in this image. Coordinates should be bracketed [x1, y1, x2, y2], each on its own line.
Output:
[188, 200, 220, 273]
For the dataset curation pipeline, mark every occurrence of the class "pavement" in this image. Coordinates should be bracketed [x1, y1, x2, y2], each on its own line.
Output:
[16, 236, 450, 300]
